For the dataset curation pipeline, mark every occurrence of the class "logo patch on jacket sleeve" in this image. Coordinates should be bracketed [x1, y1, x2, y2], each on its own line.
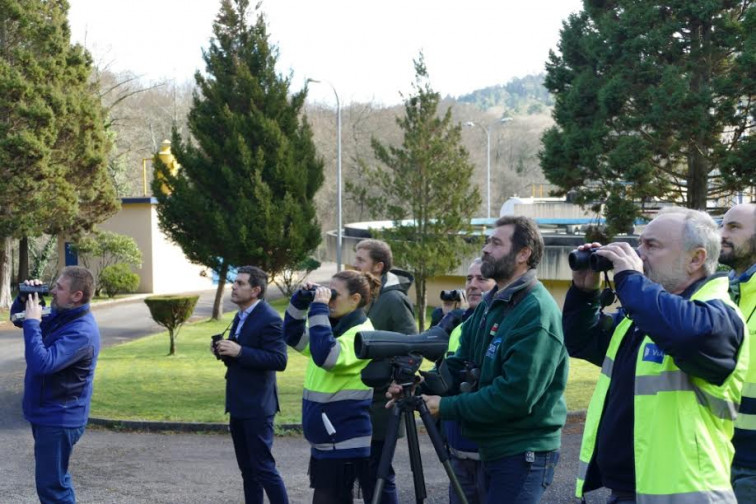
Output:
[642, 343, 665, 364]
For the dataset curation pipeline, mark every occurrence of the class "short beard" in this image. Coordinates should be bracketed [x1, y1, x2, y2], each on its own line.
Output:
[481, 250, 518, 284]
[720, 235, 756, 272]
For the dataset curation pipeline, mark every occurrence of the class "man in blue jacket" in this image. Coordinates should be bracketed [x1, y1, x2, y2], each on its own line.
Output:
[564, 207, 747, 503]
[213, 265, 289, 504]
[11, 266, 100, 504]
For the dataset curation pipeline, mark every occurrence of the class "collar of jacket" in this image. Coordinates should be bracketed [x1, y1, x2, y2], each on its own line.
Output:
[331, 308, 368, 338]
[485, 269, 538, 306]
[738, 263, 756, 284]
[50, 303, 90, 318]
[682, 273, 723, 300]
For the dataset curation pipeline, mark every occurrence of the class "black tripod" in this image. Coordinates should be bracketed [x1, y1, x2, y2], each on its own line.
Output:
[371, 369, 468, 504]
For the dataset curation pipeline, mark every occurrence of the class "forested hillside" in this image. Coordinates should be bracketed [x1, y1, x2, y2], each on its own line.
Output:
[456, 74, 554, 115]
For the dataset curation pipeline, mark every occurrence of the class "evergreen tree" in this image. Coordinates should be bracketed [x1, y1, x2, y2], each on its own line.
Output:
[0, 0, 117, 307]
[153, 0, 324, 319]
[368, 55, 481, 331]
[540, 1, 755, 237]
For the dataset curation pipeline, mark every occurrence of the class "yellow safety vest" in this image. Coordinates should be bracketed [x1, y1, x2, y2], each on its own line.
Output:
[447, 323, 464, 355]
[301, 319, 374, 398]
[577, 276, 748, 503]
[734, 272, 756, 435]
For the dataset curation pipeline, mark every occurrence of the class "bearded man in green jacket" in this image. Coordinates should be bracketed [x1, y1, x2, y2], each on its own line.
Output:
[400, 216, 568, 504]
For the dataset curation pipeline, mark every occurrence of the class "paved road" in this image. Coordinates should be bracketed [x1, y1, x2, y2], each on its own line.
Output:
[0, 265, 609, 503]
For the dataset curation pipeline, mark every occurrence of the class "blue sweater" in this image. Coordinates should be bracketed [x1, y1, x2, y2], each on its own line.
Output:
[12, 300, 100, 428]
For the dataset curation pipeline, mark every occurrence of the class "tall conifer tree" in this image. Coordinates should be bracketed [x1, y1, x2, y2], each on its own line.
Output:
[153, 0, 324, 319]
[541, 1, 755, 236]
[368, 55, 481, 330]
[0, 0, 117, 307]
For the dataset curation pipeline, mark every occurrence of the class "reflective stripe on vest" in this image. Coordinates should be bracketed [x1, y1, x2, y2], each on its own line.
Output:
[311, 435, 372, 452]
[303, 389, 373, 403]
[576, 275, 748, 500]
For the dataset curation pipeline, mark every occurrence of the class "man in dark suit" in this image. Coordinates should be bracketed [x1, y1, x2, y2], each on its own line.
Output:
[214, 266, 289, 504]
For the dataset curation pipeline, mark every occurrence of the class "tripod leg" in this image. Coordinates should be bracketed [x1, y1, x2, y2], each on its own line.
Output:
[416, 399, 469, 504]
[403, 407, 427, 504]
[371, 402, 402, 504]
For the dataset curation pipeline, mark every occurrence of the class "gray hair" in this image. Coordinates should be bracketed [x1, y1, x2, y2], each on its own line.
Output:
[657, 207, 720, 275]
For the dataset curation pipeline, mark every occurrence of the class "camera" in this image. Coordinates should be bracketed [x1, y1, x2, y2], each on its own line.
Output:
[355, 326, 451, 388]
[11, 284, 51, 322]
[440, 289, 462, 302]
[19, 284, 50, 298]
[211, 334, 223, 360]
[568, 247, 613, 272]
[297, 286, 338, 303]
[459, 361, 481, 393]
[355, 326, 450, 361]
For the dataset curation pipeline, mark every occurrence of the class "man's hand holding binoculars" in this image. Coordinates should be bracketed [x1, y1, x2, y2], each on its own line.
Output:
[215, 339, 242, 358]
[572, 242, 643, 292]
[22, 279, 45, 322]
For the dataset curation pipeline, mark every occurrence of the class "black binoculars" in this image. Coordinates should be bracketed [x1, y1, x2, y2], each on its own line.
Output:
[440, 289, 462, 302]
[568, 247, 614, 272]
[297, 287, 338, 303]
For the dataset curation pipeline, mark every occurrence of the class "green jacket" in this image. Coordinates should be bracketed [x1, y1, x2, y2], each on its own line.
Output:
[439, 269, 568, 462]
[367, 269, 417, 440]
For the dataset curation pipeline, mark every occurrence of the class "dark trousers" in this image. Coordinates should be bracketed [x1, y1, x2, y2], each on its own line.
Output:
[363, 439, 399, 504]
[31, 424, 85, 504]
[230, 416, 289, 504]
[483, 450, 559, 504]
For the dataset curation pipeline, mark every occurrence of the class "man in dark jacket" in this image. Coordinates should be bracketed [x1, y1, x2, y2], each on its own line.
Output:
[353, 238, 416, 504]
[11, 266, 100, 504]
[408, 216, 568, 504]
[564, 207, 747, 503]
[213, 266, 288, 504]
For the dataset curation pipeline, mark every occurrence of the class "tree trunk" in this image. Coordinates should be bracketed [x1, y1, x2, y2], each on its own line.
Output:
[0, 237, 12, 309]
[17, 237, 29, 284]
[212, 262, 229, 320]
[687, 145, 709, 210]
[416, 275, 426, 332]
[168, 329, 176, 356]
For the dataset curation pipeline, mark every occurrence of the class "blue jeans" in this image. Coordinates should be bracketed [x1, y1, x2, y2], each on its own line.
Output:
[230, 416, 289, 504]
[31, 424, 86, 504]
[483, 450, 559, 504]
[733, 464, 756, 504]
[449, 455, 487, 504]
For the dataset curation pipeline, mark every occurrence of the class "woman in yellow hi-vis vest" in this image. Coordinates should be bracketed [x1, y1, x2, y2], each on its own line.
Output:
[563, 208, 748, 504]
[283, 270, 381, 504]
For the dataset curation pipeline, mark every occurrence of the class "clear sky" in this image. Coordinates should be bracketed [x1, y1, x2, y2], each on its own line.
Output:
[68, 0, 584, 106]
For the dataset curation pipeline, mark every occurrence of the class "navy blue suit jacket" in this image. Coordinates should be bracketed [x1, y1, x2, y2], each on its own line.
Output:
[224, 300, 287, 418]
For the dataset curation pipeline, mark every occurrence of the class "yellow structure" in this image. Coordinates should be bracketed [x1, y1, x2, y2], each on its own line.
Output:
[153, 140, 180, 196]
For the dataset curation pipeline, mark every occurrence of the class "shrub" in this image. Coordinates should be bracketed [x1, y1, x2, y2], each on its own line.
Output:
[99, 263, 140, 298]
[144, 295, 200, 355]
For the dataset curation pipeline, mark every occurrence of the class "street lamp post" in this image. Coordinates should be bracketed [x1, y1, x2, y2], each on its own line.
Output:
[308, 79, 343, 271]
[465, 117, 513, 220]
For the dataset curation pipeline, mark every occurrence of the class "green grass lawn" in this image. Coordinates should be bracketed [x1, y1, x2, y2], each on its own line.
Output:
[90, 297, 600, 424]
